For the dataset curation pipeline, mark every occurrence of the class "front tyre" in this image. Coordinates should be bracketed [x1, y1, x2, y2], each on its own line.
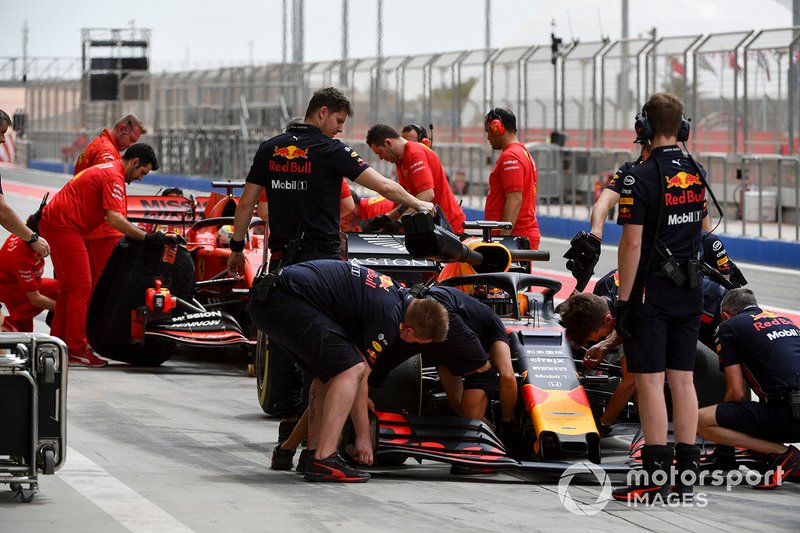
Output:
[255, 331, 275, 414]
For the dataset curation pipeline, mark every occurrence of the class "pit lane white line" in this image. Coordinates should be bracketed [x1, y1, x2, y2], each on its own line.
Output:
[59, 447, 195, 533]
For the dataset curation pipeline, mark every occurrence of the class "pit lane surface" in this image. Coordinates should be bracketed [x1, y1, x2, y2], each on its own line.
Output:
[2, 166, 799, 531]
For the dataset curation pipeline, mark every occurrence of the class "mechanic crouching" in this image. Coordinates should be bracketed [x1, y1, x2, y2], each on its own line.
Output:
[697, 288, 800, 489]
[370, 284, 518, 474]
[248, 259, 449, 483]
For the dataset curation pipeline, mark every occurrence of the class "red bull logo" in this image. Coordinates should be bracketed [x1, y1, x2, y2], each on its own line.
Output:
[752, 310, 779, 320]
[378, 275, 394, 291]
[665, 172, 702, 189]
[273, 145, 309, 160]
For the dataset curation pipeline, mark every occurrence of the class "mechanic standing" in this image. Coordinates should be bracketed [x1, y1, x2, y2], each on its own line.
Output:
[400, 123, 431, 147]
[483, 107, 539, 249]
[39, 143, 160, 367]
[697, 288, 800, 489]
[226, 87, 434, 442]
[366, 124, 465, 231]
[613, 93, 706, 503]
[0, 211, 59, 332]
[250, 259, 449, 482]
[73, 115, 146, 288]
[0, 109, 51, 259]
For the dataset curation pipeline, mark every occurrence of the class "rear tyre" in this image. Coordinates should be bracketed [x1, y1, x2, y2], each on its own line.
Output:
[255, 331, 274, 414]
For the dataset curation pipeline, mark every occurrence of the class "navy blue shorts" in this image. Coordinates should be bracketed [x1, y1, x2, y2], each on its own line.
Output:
[462, 367, 498, 394]
[249, 287, 364, 383]
[715, 400, 800, 444]
[623, 276, 702, 373]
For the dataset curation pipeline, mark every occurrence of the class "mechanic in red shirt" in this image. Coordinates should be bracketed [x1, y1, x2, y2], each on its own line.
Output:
[40, 143, 160, 367]
[340, 190, 396, 232]
[366, 124, 465, 233]
[483, 107, 540, 249]
[0, 212, 59, 332]
[73, 115, 146, 288]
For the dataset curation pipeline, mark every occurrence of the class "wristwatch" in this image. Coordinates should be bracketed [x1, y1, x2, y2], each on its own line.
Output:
[25, 232, 39, 245]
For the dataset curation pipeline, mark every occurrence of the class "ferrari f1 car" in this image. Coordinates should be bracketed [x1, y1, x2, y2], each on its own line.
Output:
[86, 182, 263, 366]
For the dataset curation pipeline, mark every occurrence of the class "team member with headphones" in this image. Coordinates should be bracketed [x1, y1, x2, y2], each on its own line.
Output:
[612, 93, 706, 503]
[483, 107, 540, 249]
[401, 124, 432, 147]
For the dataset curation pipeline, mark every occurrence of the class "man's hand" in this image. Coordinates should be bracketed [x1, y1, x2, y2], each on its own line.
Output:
[418, 200, 435, 215]
[349, 435, 374, 466]
[583, 345, 606, 369]
[227, 251, 245, 279]
[31, 237, 50, 258]
[614, 299, 633, 341]
[144, 231, 167, 247]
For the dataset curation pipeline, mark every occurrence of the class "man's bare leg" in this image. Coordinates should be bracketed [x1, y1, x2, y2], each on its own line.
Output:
[315, 362, 367, 459]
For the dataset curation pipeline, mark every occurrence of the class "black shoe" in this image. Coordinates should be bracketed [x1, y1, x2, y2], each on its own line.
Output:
[672, 442, 701, 502]
[450, 464, 498, 475]
[754, 445, 800, 490]
[707, 444, 737, 472]
[271, 445, 295, 471]
[612, 444, 674, 504]
[278, 417, 299, 443]
[296, 448, 314, 473]
[304, 452, 371, 483]
[597, 422, 612, 437]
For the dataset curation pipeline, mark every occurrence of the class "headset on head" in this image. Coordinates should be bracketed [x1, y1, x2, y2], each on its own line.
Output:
[486, 108, 506, 136]
[634, 105, 691, 144]
[406, 123, 432, 147]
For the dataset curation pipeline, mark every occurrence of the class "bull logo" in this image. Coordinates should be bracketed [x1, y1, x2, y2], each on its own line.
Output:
[273, 145, 309, 160]
[378, 275, 394, 291]
[752, 310, 779, 320]
[665, 172, 702, 189]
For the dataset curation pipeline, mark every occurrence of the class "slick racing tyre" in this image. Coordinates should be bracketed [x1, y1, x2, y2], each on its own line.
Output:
[88, 237, 194, 366]
[694, 341, 726, 408]
[369, 354, 423, 416]
[255, 331, 275, 415]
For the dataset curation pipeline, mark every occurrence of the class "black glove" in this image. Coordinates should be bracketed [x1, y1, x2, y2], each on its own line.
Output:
[144, 231, 167, 247]
[165, 232, 187, 245]
[614, 299, 633, 341]
[367, 214, 392, 231]
[564, 231, 602, 292]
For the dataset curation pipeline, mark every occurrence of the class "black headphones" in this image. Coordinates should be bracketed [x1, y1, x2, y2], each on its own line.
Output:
[486, 108, 506, 136]
[634, 105, 691, 144]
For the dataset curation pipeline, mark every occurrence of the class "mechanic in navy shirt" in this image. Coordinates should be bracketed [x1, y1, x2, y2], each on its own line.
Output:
[250, 259, 449, 483]
[226, 88, 434, 443]
[613, 93, 707, 503]
[697, 288, 800, 489]
[370, 286, 517, 439]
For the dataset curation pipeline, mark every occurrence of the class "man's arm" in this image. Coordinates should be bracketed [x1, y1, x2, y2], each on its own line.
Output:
[722, 364, 747, 402]
[227, 182, 262, 277]
[499, 191, 523, 236]
[354, 168, 433, 214]
[349, 365, 374, 465]
[590, 189, 621, 238]
[25, 290, 56, 311]
[617, 224, 643, 301]
[0, 195, 51, 257]
[387, 188, 434, 221]
[106, 210, 147, 240]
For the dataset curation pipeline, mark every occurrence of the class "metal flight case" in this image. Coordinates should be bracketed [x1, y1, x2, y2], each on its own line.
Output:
[0, 333, 68, 503]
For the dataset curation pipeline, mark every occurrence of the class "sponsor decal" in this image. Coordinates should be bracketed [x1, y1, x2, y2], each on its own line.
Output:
[623, 175, 635, 186]
[665, 189, 705, 206]
[667, 210, 703, 225]
[712, 240, 723, 251]
[717, 256, 729, 267]
[269, 161, 312, 174]
[271, 178, 308, 190]
[273, 145, 309, 160]
[619, 197, 634, 205]
[767, 329, 800, 340]
[666, 171, 702, 189]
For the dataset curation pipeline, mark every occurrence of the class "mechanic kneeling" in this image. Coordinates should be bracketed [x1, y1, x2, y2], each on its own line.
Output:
[697, 288, 800, 489]
[249, 259, 449, 483]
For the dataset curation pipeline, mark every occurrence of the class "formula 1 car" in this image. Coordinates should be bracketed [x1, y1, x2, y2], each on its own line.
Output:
[358, 214, 628, 474]
[87, 182, 261, 366]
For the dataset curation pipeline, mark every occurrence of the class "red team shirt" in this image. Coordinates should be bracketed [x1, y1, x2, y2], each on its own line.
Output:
[0, 235, 45, 293]
[397, 142, 465, 231]
[485, 142, 539, 245]
[43, 160, 128, 235]
[360, 196, 394, 219]
[74, 128, 125, 239]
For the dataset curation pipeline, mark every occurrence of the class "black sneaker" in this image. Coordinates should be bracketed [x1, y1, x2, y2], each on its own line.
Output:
[597, 422, 612, 437]
[271, 445, 295, 471]
[754, 445, 800, 490]
[296, 448, 314, 473]
[304, 452, 371, 483]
